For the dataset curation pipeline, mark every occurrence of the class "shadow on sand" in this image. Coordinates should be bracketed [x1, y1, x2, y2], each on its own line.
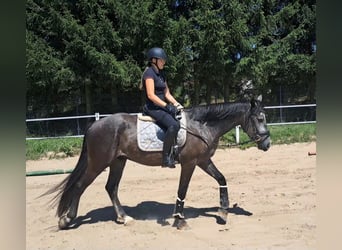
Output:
[67, 201, 252, 229]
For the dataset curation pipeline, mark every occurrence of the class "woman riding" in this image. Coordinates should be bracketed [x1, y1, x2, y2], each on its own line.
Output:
[141, 47, 184, 168]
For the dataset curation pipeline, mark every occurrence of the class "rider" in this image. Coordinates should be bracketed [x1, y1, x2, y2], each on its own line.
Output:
[141, 47, 184, 168]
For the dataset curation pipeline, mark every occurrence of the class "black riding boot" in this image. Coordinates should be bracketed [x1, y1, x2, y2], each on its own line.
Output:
[162, 126, 177, 168]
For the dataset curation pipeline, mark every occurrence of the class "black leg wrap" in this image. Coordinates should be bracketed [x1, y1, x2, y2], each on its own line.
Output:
[219, 186, 229, 209]
[217, 186, 229, 225]
[172, 198, 185, 219]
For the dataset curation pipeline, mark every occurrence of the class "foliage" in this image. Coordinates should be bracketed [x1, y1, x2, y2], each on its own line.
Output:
[26, 0, 316, 118]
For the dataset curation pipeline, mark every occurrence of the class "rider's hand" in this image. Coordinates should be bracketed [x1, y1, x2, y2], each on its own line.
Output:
[165, 104, 178, 116]
[174, 103, 184, 110]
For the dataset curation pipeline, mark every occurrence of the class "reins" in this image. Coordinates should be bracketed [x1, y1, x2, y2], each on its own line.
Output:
[138, 104, 270, 150]
[249, 130, 270, 144]
[179, 122, 210, 148]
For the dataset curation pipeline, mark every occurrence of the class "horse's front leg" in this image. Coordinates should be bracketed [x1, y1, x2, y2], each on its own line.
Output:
[198, 159, 229, 224]
[172, 164, 196, 230]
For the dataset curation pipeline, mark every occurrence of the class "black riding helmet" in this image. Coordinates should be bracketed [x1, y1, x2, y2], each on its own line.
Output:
[147, 47, 167, 62]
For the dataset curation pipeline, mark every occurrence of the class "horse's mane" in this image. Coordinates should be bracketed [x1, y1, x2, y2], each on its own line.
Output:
[186, 102, 250, 122]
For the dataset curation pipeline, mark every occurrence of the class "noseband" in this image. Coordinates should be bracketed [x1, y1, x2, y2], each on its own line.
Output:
[251, 130, 270, 143]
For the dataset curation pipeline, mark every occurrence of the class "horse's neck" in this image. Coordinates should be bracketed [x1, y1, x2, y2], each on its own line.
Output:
[209, 114, 244, 140]
[210, 103, 250, 139]
[185, 111, 244, 145]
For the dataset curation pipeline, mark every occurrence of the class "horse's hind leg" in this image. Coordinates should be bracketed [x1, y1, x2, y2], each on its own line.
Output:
[105, 157, 133, 225]
[58, 161, 105, 229]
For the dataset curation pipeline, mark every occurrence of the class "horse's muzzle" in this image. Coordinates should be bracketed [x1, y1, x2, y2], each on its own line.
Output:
[256, 132, 271, 151]
[258, 139, 271, 151]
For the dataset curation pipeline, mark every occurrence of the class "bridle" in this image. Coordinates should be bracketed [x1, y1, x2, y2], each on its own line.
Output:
[251, 130, 270, 144]
[247, 111, 270, 144]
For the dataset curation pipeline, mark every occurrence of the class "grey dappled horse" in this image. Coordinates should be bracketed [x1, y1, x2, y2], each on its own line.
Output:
[45, 96, 270, 230]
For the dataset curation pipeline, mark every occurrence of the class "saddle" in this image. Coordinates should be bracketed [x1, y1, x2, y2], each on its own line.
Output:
[137, 112, 186, 152]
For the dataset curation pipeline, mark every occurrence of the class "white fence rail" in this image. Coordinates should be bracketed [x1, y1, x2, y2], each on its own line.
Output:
[26, 104, 316, 143]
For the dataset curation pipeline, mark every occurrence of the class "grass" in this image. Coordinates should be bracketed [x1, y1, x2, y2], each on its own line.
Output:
[26, 137, 83, 160]
[221, 123, 316, 149]
[267, 124, 316, 144]
[26, 124, 316, 160]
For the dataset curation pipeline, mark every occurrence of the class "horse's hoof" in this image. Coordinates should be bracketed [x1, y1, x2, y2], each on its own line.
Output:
[172, 218, 190, 230]
[217, 208, 228, 224]
[117, 215, 134, 225]
[58, 215, 71, 230]
[123, 216, 134, 226]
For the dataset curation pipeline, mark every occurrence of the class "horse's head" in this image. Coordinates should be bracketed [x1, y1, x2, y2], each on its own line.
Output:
[242, 95, 271, 151]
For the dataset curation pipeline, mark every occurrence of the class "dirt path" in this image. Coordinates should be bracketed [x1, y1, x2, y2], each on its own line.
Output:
[26, 142, 316, 249]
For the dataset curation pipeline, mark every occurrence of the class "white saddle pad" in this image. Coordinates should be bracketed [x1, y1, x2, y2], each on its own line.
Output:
[137, 112, 186, 152]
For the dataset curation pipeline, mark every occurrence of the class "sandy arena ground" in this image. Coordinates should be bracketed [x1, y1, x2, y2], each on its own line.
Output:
[26, 142, 316, 250]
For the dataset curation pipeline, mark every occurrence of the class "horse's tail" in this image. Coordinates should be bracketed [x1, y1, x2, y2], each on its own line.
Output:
[41, 127, 90, 217]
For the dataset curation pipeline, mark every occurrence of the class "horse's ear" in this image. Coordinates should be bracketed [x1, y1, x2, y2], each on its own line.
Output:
[250, 95, 262, 108]
[257, 94, 262, 102]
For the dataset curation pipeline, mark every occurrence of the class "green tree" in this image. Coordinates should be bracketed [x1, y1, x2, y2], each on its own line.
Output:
[26, 0, 316, 121]
[234, 0, 316, 104]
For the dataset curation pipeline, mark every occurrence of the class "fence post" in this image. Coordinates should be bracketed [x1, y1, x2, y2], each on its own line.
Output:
[235, 125, 240, 144]
[95, 112, 100, 121]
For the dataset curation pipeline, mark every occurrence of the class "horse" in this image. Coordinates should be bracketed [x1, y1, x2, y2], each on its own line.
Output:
[45, 95, 270, 230]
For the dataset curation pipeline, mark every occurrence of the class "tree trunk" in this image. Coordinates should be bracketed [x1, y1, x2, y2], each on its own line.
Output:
[223, 82, 230, 102]
[111, 82, 118, 112]
[85, 78, 92, 114]
[307, 75, 316, 102]
[206, 83, 212, 104]
[193, 80, 200, 105]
